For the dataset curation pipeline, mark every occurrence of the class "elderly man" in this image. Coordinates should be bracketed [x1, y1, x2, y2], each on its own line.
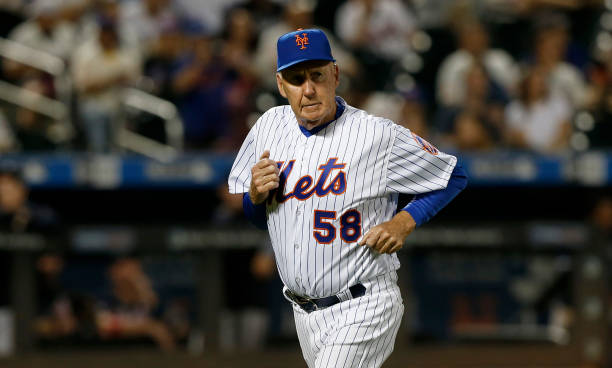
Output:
[229, 29, 467, 367]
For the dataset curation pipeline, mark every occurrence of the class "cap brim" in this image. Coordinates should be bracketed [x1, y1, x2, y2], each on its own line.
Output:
[277, 57, 336, 72]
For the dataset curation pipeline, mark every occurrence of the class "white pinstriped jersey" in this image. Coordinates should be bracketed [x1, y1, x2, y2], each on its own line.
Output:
[228, 97, 457, 298]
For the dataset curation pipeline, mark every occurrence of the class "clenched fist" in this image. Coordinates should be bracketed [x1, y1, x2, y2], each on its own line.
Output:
[358, 211, 416, 254]
[249, 150, 280, 204]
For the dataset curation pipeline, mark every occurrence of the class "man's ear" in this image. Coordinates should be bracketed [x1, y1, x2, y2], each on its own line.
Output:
[276, 73, 287, 98]
[333, 64, 339, 88]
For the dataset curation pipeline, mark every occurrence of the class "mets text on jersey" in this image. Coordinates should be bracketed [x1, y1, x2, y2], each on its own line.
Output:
[270, 158, 346, 203]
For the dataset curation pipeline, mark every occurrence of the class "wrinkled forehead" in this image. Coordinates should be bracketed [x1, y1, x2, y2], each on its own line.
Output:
[279, 60, 333, 77]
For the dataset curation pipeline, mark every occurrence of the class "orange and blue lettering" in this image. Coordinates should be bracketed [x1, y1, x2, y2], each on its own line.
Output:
[295, 32, 309, 50]
[274, 158, 348, 203]
[293, 175, 315, 200]
[314, 158, 346, 196]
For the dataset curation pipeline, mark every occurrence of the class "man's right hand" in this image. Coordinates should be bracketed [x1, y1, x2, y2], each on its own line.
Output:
[249, 150, 280, 204]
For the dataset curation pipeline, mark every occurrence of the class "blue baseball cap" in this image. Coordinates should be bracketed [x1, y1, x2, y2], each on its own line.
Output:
[276, 29, 335, 72]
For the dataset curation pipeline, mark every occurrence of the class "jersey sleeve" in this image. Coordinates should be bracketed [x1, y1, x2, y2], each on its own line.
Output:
[385, 124, 457, 194]
[228, 125, 257, 194]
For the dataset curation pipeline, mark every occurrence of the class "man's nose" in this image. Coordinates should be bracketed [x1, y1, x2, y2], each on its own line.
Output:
[303, 78, 315, 97]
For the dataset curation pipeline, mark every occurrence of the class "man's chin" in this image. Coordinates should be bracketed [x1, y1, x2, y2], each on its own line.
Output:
[300, 116, 325, 126]
[296, 106, 336, 127]
[299, 113, 324, 124]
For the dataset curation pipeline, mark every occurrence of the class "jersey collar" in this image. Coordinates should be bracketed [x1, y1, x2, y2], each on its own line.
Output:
[298, 96, 345, 137]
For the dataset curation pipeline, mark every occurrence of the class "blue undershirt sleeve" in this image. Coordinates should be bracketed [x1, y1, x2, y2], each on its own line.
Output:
[402, 162, 468, 227]
[243, 192, 268, 230]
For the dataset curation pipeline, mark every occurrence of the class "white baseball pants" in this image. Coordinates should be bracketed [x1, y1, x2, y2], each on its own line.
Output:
[290, 271, 404, 368]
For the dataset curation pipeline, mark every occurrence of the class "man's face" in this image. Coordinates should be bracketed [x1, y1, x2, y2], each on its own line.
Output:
[0, 175, 27, 213]
[535, 29, 567, 64]
[460, 23, 488, 55]
[99, 28, 119, 51]
[276, 60, 339, 127]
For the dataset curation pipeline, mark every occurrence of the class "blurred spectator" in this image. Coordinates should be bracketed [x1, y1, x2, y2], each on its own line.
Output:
[436, 19, 518, 107]
[79, 0, 139, 51]
[479, 0, 601, 62]
[450, 112, 495, 151]
[143, 19, 186, 101]
[363, 85, 433, 139]
[351, 87, 431, 147]
[234, 0, 282, 33]
[254, 0, 358, 92]
[34, 253, 80, 341]
[360, 90, 429, 138]
[335, 0, 417, 62]
[504, 67, 572, 152]
[0, 166, 59, 312]
[170, 26, 234, 150]
[0, 109, 17, 152]
[219, 8, 258, 150]
[221, 8, 258, 81]
[72, 18, 141, 153]
[530, 13, 591, 108]
[411, 0, 460, 30]
[0, 167, 58, 309]
[591, 196, 612, 235]
[56, 0, 92, 25]
[13, 77, 60, 151]
[335, 0, 416, 90]
[0, 168, 58, 233]
[398, 89, 429, 138]
[175, 0, 244, 35]
[461, 62, 508, 125]
[96, 257, 176, 351]
[121, 0, 178, 55]
[360, 91, 406, 124]
[436, 61, 508, 149]
[35, 254, 182, 350]
[7, 0, 77, 60]
[3, 0, 77, 84]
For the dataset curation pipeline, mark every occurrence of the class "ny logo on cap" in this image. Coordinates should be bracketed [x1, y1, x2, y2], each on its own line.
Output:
[295, 32, 309, 50]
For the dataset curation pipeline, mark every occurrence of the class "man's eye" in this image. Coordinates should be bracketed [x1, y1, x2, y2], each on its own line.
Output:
[289, 76, 305, 85]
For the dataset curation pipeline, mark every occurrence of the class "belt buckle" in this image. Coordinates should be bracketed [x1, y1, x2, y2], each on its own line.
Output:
[301, 299, 318, 313]
[288, 290, 318, 312]
[305, 299, 318, 312]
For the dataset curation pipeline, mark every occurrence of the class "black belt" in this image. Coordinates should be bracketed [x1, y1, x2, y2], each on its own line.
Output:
[284, 283, 366, 313]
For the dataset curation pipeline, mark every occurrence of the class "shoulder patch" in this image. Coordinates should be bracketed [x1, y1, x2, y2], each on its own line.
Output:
[411, 132, 439, 155]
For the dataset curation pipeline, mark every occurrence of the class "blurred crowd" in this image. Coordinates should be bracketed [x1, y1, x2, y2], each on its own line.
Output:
[0, 0, 609, 154]
[0, 164, 289, 352]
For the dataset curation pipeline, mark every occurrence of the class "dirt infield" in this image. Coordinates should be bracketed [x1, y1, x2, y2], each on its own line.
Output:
[0, 344, 583, 368]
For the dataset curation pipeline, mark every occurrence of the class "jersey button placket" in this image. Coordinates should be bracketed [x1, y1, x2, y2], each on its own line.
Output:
[294, 142, 306, 217]
[293, 141, 306, 292]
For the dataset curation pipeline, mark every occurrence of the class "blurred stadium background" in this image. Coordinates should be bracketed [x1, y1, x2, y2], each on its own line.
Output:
[0, 0, 610, 367]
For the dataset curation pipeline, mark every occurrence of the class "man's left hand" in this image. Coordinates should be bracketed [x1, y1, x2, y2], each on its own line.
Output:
[358, 211, 416, 254]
